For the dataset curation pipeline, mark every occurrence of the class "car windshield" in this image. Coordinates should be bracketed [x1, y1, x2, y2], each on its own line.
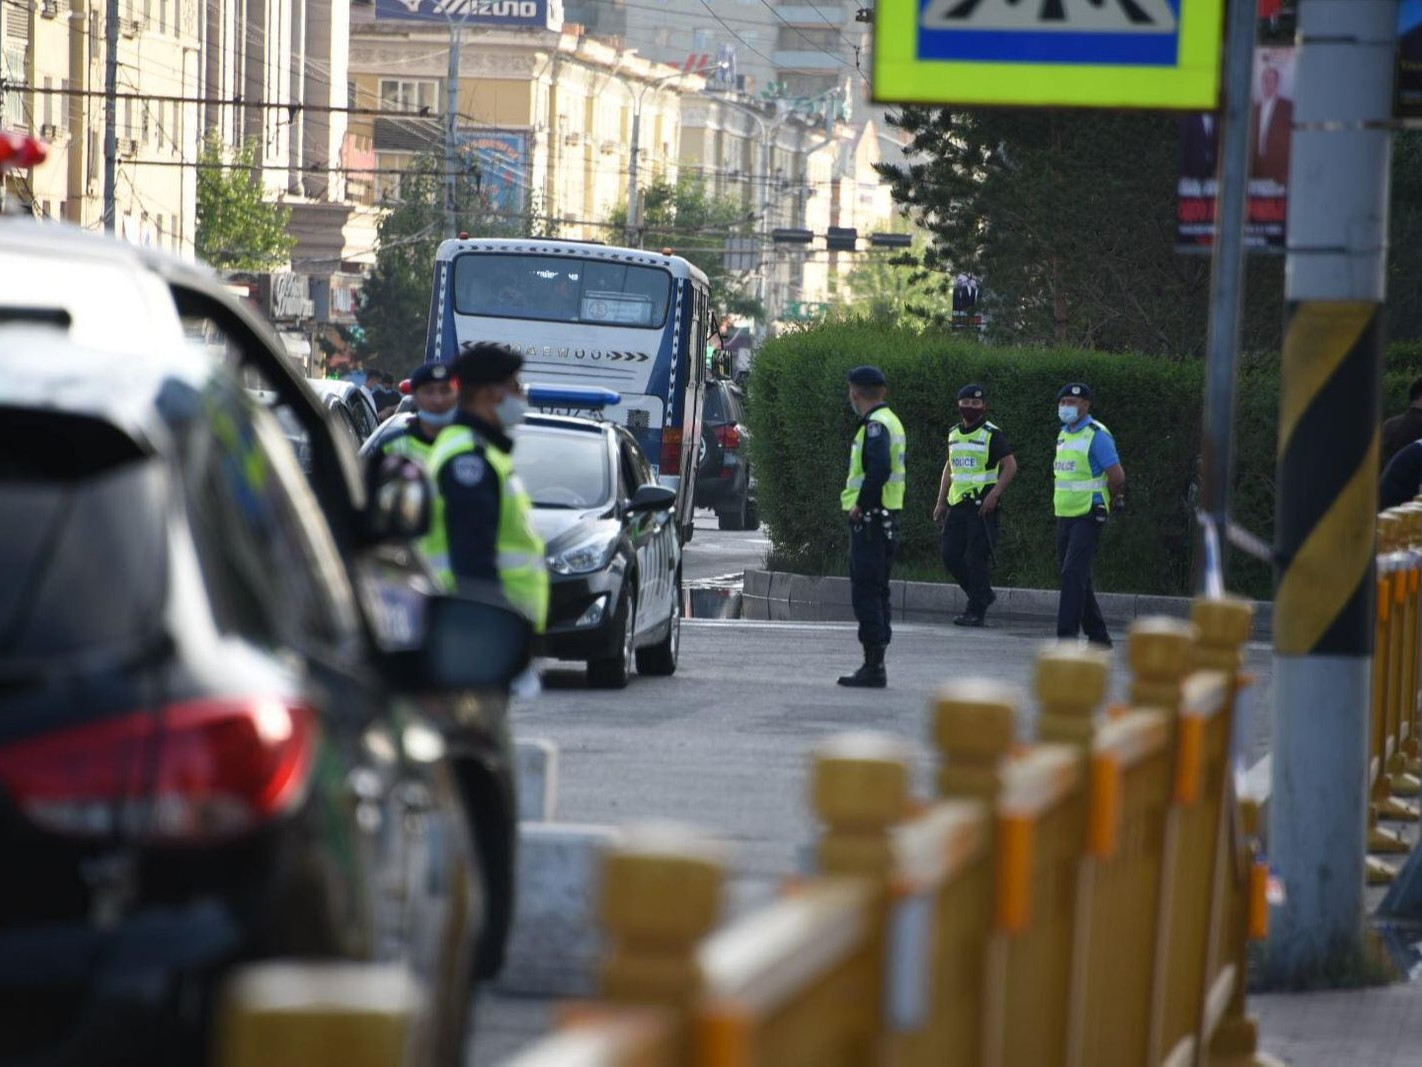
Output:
[513, 426, 611, 509]
[0, 412, 167, 664]
[703, 384, 729, 423]
[452, 254, 673, 329]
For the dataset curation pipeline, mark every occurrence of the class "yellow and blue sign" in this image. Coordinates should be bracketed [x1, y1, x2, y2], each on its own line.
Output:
[874, 0, 1225, 110]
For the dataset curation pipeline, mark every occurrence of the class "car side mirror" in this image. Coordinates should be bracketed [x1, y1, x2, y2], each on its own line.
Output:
[627, 483, 676, 514]
[381, 588, 532, 693]
[364, 453, 432, 543]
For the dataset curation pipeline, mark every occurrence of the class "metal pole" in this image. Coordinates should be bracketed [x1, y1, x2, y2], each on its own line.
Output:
[1267, 0, 1397, 985]
[444, 19, 461, 238]
[1198, 0, 1257, 591]
[103, 0, 119, 232]
[626, 98, 641, 246]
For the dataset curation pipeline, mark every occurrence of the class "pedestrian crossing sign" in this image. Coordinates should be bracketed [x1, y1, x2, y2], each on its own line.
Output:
[874, 0, 1225, 110]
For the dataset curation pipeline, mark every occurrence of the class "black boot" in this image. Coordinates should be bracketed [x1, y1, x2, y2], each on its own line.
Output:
[838, 644, 887, 688]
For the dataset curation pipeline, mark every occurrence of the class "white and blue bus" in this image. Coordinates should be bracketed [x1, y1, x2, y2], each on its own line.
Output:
[425, 238, 713, 541]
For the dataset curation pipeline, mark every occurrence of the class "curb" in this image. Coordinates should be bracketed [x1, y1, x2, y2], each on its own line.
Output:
[742, 569, 1274, 634]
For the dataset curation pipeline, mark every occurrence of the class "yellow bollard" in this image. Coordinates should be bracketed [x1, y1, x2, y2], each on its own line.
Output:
[1036, 642, 1110, 747]
[1388, 504, 1422, 798]
[935, 679, 1019, 804]
[597, 823, 725, 1050]
[813, 732, 914, 878]
[1072, 622, 1181, 1067]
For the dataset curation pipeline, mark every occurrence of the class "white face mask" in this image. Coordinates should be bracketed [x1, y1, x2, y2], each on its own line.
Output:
[495, 392, 529, 428]
[1058, 405, 1080, 425]
[417, 407, 456, 428]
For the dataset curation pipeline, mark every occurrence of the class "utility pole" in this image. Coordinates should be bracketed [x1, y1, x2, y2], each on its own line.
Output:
[1197, 0, 1257, 594]
[103, 0, 119, 231]
[626, 104, 641, 246]
[444, 19, 462, 239]
[1268, 0, 1397, 984]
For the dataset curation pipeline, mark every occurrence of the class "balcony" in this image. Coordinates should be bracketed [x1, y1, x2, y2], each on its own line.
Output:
[772, 50, 846, 73]
[775, 5, 845, 27]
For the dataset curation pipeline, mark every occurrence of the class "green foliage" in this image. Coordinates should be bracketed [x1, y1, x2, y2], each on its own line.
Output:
[747, 324, 1416, 600]
[194, 136, 296, 271]
[876, 108, 1293, 356]
[609, 177, 760, 319]
[1388, 132, 1422, 346]
[356, 153, 523, 372]
[834, 249, 955, 327]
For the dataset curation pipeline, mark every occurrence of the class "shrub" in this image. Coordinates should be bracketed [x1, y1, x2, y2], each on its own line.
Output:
[748, 320, 1413, 600]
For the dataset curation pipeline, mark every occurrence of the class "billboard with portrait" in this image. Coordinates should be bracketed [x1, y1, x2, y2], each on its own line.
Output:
[1177, 46, 1296, 252]
[1399, 0, 1422, 119]
[374, 0, 562, 29]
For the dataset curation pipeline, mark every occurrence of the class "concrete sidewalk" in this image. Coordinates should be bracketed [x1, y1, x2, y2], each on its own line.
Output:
[1254, 983, 1422, 1066]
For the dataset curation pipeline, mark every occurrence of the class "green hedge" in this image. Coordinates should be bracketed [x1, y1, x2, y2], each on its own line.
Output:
[747, 324, 1420, 600]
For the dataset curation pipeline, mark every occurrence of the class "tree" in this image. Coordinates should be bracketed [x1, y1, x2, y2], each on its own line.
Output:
[876, 108, 1287, 357]
[609, 177, 762, 319]
[356, 153, 527, 371]
[1388, 131, 1422, 346]
[194, 135, 296, 271]
[834, 246, 955, 327]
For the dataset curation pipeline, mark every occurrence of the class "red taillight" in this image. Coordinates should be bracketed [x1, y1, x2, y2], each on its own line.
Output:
[0, 697, 318, 841]
[660, 427, 683, 475]
[714, 424, 741, 451]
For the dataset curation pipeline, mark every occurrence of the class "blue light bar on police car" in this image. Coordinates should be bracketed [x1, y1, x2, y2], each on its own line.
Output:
[526, 385, 621, 410]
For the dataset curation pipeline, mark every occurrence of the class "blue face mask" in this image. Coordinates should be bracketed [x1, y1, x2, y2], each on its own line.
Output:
[417, 407, 456, 429]
[1058, 405, 1080, 425]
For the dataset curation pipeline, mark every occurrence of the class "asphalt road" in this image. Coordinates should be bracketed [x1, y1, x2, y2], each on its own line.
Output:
[471, 526, 1275, 1065]
[682, 511, 768, 583]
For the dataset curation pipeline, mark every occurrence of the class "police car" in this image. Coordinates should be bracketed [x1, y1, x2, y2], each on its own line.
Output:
[522, 387, 681, 688]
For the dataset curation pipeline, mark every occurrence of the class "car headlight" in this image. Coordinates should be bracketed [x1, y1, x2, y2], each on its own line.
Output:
[548, 531, 619, 576]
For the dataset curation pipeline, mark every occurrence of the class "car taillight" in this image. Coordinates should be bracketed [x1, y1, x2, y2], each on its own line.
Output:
[714, 424, 741, 451]
[0, 697, 318, 842]
[660, 427, 683, 476]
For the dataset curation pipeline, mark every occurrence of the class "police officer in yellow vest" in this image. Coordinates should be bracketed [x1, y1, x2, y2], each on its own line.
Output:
[379, 361, 458, 464]
[1054, 383, 1126, 648]
[933, 384, 1017, 627]
[426, 342, 550, 632]
[839, 365, 908, 688]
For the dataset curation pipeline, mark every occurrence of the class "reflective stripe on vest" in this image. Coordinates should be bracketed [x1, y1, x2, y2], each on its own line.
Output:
[381, 429, 434, 465]
[427, 425, 551, 632]
[946, 422, 1000, 506]
[1054, 420, 1110, 518]
[842, 407, 907, 511]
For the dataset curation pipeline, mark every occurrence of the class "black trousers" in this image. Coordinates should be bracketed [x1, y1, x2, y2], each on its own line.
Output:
[941, 502, 998, 616]
[1056, 510, 1111, 643]
[849, 512, 897, 648]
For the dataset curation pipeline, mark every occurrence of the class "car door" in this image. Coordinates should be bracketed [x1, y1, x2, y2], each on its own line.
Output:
[622, 434, 674, 634]
[617, 435, 660, 639]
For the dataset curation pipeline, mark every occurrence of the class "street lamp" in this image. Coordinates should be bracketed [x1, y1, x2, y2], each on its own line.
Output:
[624, 69, 690, 247]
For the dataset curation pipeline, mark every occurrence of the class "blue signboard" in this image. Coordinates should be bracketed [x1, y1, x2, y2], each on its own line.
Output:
[374, 0, 562, 29]
[875, 0, 1223, 110]
[457, 129, 529, 215]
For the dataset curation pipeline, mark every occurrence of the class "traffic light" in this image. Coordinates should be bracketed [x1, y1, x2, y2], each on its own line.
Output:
[869, 232, 913, 248]
[771, 228, 814, 244]
[826, 227, 858, 252]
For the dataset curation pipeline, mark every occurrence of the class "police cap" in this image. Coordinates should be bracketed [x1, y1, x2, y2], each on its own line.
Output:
[958, 384, 985, 401]
[847, 365, 887, 387]
[1058, 382, 1092, 400]
[409, 362, 453, 389]
[451, 341, 524, 386]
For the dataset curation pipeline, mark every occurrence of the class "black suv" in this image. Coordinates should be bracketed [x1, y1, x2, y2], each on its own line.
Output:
[0, 222, 530, 1065]
[695, 379, 757, 531]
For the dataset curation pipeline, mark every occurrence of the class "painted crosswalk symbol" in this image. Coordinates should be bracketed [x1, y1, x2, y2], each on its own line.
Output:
[922, 0, 1178, 33]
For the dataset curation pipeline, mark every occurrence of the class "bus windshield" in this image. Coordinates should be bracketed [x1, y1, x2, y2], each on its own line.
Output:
[452, 254, 673, 329]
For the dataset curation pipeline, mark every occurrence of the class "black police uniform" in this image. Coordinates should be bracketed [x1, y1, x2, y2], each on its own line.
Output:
[941, 407, 1012, 625]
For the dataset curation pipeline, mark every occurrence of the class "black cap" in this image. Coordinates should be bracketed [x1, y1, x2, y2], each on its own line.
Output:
[847, 365, 887, 387]
[409, 362, 453, 389]
[957, 384, 985, 401]
[1058, 382, 1092, 400]
[451, 341, 524, 386]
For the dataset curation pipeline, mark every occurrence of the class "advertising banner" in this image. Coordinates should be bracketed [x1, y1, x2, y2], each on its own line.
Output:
[1177, 45, 1294, 252]
[1399, 0, 1422, 119]
[374, 0, 562, 29]
[457, 129, 529, 216]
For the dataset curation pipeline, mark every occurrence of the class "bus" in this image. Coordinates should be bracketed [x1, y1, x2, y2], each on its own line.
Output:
[425, 238, 713, 541]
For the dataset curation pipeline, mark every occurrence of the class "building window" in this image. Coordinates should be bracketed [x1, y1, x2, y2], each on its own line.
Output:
[42, 77, 53, 129]
[378, 80, 439, 115]
[692, 28, 714, 52]
[375, 152, 414, 203]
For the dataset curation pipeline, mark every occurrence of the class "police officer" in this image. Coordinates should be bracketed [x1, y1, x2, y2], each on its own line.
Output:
[838, 365, 907, 688]
[933, 384, 1017, 627]
[380, 361, 457, 464]
[426, 342, 550, 632]
[1054, 383, 1125, 648]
